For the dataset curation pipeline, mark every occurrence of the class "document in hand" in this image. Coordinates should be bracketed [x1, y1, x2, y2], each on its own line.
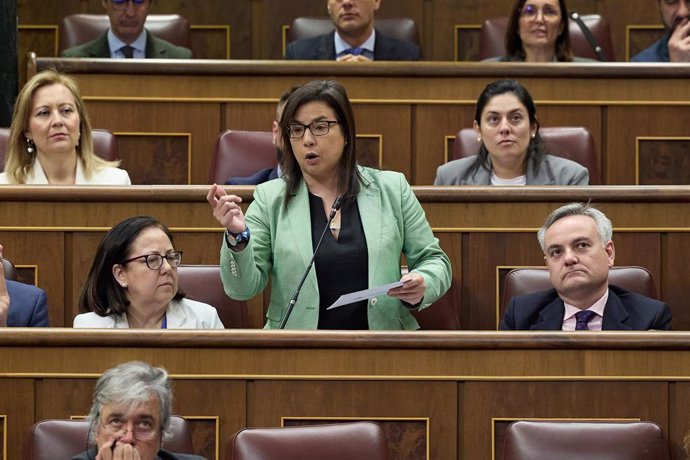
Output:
[327, 280, 407, 310]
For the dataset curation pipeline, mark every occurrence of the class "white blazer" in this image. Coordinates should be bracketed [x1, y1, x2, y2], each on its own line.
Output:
[0, 158, 131, 185]
[73, 298, 225, 329]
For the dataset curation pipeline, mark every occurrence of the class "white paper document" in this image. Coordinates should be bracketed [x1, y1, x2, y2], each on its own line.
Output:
[327, 280, 406, 310]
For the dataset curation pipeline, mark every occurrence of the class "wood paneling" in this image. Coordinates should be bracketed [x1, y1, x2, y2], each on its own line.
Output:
[2, 331, 690, 459]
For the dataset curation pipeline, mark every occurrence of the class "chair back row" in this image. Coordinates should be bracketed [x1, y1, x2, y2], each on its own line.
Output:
[24, 416, 194, 460]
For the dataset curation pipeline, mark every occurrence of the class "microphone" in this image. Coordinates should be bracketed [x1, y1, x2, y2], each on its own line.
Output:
[570, 12, 607, 62]
[278, 195, 343, 329]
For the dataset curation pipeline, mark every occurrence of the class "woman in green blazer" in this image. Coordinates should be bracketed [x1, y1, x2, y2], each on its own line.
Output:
[207, 80, 451, 330]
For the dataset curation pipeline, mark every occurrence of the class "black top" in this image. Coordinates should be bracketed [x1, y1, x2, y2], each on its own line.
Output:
[308, 193, 369, 329]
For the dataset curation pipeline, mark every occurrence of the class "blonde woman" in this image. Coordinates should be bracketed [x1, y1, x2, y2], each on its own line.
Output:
[0, 70, 130, 185]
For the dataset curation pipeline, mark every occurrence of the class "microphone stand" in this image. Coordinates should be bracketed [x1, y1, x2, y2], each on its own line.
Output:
[570, 12, 607, 62]
[278, 196, 343, 329]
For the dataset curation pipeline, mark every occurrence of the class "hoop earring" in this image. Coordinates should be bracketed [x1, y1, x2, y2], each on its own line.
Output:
[26, 138, 34, 154]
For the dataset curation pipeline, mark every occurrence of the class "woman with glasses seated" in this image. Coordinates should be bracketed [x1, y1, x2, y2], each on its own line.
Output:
[485, 0, 594, 62]
[75, 216, 223, 329]
[0, 70, 131, 185]
[207, 80, 451, 330]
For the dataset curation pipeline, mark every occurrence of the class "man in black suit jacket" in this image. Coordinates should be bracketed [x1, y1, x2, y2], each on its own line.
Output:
[500, 203, 672, 331]
[61, 0, 192, 59]
[285, 0, 421, 61]
[1, 245, 49, 327]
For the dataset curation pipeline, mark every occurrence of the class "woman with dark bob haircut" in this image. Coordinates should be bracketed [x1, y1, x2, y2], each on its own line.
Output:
[75, 216, 223, 329]
[435, 79, 589, 185]
[207, 80, 451, 330]
[486, 0, 594, 62]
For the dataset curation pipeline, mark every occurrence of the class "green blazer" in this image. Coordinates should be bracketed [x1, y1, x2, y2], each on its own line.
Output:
[61, 30, 192, 59]
[220, 167, 452, 330]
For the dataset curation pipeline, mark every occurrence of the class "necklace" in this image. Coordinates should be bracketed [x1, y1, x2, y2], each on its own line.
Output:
[329, 210, 341, 231]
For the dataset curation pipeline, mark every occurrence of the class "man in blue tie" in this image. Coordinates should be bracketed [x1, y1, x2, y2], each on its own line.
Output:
[285, 0, 422, 61]
[61, 0, 192, 59]
[500, 203, 671, 331]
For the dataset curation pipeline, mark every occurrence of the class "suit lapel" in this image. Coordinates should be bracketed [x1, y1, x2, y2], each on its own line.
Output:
[286, 181, 319, 293]
[601, 289, 632, 330]
[356, 169, 380, 287]
[318, 34, 336, 60]
[89, 33, 111, 58]
[531, 296, 565, 330]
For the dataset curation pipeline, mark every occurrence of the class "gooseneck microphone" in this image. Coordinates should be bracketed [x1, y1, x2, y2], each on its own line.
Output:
[570, 12, 607, 62]
[278, 195, 343, 329]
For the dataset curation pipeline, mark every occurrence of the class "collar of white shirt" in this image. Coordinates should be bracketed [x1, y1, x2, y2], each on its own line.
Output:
[562, 288, 609, 331]
[107, 28, 147, 58]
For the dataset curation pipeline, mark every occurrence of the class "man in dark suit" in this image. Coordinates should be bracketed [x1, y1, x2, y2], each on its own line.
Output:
[631, 0, 689, 62]
[500, 203, 671, 331]
[1, 245, 49, 327]
[61, 0, 192, 59]
[285, 0, 421, 61]
[225, 88, 294, 185]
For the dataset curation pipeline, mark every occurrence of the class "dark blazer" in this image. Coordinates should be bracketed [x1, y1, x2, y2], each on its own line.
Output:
[7, 280, 49, 327]
[285, 30, 422, 61]
[72, 448, 204, 460]
[61, 30, 192, 58]
[225, 167, 279, 186]
[500, 285, 672, 331]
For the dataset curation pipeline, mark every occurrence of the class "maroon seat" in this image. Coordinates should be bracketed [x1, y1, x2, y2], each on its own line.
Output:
[177, 264, 247, 328]
[59, 14, 191, 54]
[287, 17, 420, 46]
[24, 416, 194, 460]
[502, 420, 669, 460]
[452, 126, 600, 185]
[479, 14, 615, 61]
[209, 130, 276, 185]
[0, 128, 119, 171]
[501, 266, 656, 323]
[226, 422, 391, 460]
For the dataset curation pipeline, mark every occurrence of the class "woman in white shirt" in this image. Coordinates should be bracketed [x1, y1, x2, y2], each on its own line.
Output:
[0, 69, 130, 185]
[75, 216, 223, 329]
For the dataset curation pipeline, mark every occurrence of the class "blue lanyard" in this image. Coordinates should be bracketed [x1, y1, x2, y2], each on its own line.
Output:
[161, 314, 167, 329]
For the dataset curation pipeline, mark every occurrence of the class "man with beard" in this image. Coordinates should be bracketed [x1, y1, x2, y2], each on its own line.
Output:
[631, 0, 690, 61]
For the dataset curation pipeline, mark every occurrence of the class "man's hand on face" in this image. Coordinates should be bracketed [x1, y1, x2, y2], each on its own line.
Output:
[669, 17, 690, 62]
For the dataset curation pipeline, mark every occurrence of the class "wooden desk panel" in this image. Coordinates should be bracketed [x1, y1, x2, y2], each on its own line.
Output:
[31, 59, 690, 186]
[1, 331, 690, 459]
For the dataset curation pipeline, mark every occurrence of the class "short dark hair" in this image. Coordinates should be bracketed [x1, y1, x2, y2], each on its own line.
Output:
[279, 80, 362, 207]
[505, 0, 573, 61]
[462, 79, 549, 182]
[79, 216, 183, 316]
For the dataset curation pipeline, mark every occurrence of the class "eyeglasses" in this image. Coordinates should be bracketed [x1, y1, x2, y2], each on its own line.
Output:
[110, 0, 149, 9]
[120, 251, 183, 270]
[99, 417, 159, 441]
[520, 4, 561, 19]
[287, 120, 339, 139]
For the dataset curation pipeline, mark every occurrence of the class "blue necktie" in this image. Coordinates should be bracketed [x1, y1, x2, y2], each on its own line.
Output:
[344, 47, 364, 56]
[121, 45, 134, 58]
[575, 310, 597, 331]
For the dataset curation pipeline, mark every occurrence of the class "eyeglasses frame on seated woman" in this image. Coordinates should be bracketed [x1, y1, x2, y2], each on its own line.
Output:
[119, 251, 183, 271]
